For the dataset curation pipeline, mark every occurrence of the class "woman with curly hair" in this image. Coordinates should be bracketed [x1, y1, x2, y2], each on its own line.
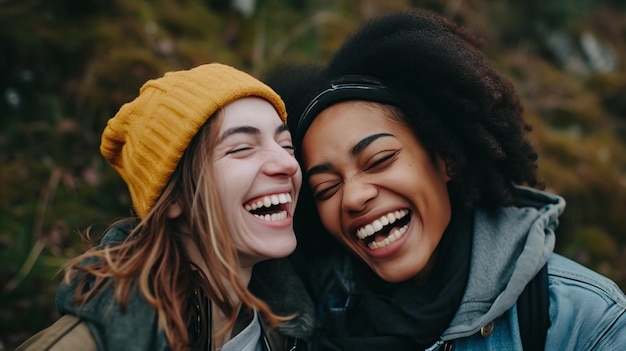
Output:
[17, 63, 312, 351]
[266, 10, 626, 350]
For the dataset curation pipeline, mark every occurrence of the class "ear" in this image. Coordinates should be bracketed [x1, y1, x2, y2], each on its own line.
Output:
[167, 201, 183, 219]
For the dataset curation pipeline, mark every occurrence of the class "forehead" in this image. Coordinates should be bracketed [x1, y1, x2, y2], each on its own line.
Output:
[220, 96, 283, 129]
[301, 101, 408, 162]
[303, 101, 402, 141]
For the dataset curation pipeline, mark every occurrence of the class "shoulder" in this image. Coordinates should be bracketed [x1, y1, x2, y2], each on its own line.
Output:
[98, 219, 136, 248]
[547, 253, 626, 349]
[56, 279, 165, 350]
[548, 253, 626, 304]
[16, 315, 97, 351]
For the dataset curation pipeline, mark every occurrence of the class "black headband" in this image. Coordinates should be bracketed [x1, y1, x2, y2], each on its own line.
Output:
[294, 81, 399, 149]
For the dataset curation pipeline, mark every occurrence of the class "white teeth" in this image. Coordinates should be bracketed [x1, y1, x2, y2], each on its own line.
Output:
[373, 220, 383, 232]
[254, 211, 287, 222]
[368, 224, 408, 249]
[356, 209, 409, 240]
[380, 216, 389, 226]
[270, 195, 279, 205]
[245, 193, 293, 222]
[278, 193, 287, 203]
[244, 193, 292, 211]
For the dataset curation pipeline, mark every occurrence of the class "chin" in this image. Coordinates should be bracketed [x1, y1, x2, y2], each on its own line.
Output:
[370, 262, 424, 283]
[264, 239, 297, 258]
[375, 271, 409, 283]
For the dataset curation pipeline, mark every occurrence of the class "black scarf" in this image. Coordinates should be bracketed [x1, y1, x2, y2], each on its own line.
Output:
[319, 207, 473, 350]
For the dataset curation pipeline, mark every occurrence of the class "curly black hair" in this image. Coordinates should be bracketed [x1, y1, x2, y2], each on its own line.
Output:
[267, 9, 540, 213]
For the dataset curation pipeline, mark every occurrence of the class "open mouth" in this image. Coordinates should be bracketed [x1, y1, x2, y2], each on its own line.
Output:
[355, 209, 410, 250]
[244, 193, 292, 222]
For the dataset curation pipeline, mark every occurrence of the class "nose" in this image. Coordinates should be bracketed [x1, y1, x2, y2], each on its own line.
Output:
[341, 177, 377, 214]
[262, 144, 300, 177]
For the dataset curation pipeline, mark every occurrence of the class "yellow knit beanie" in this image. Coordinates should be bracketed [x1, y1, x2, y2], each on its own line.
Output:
[100, 63, 287, 218]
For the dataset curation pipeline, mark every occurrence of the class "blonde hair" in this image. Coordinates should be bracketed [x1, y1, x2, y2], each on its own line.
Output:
[66, 112, 286, 351]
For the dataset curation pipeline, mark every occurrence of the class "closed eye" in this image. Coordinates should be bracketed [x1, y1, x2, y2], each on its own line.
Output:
[282, 144, 296, 156]
[227, 146, 254, 155]
[365, 150, 398, 171]
[312, 182, 341, 201]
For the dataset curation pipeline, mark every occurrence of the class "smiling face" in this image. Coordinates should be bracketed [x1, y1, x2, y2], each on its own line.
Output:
[301, 100, 451, 283]
[212, 97, 302, 267]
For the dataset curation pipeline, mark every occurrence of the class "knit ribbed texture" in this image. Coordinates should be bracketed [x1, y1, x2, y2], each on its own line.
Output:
[100, 63, 287, 218]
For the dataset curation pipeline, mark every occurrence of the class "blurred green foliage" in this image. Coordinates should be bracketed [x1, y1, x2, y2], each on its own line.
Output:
[2, 0, 626, 349]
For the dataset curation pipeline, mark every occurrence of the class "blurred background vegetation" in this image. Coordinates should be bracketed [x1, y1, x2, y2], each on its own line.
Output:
[1, 0, 625, 349]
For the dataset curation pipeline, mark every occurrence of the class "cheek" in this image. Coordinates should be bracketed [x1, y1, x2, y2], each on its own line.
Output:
[221, 161, 253, 187]
[216, 172, 238, 199]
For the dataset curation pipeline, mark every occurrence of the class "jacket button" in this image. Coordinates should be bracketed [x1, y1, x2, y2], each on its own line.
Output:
[480, 321, 494, 337]
[443, 342, 454, 351]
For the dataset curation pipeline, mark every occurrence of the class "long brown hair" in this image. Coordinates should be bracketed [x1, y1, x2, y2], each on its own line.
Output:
[65, 111, 286, 350]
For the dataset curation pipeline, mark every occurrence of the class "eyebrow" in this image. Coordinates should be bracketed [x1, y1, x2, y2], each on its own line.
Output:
[306, 163, 333, 177]
[218, 124, 289, 144]
[217, 126, 259, 144]
[306, 133, 394, 177]
[276, 124, 290, 135]
[350, 133, 393, 157]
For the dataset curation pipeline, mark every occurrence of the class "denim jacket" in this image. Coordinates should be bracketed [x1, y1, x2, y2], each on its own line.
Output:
[304, 187, 626, 350]
[428, 253, 626, 350]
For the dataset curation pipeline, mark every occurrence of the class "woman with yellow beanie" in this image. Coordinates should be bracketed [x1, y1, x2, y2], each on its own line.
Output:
[16, 63, 313, 351]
